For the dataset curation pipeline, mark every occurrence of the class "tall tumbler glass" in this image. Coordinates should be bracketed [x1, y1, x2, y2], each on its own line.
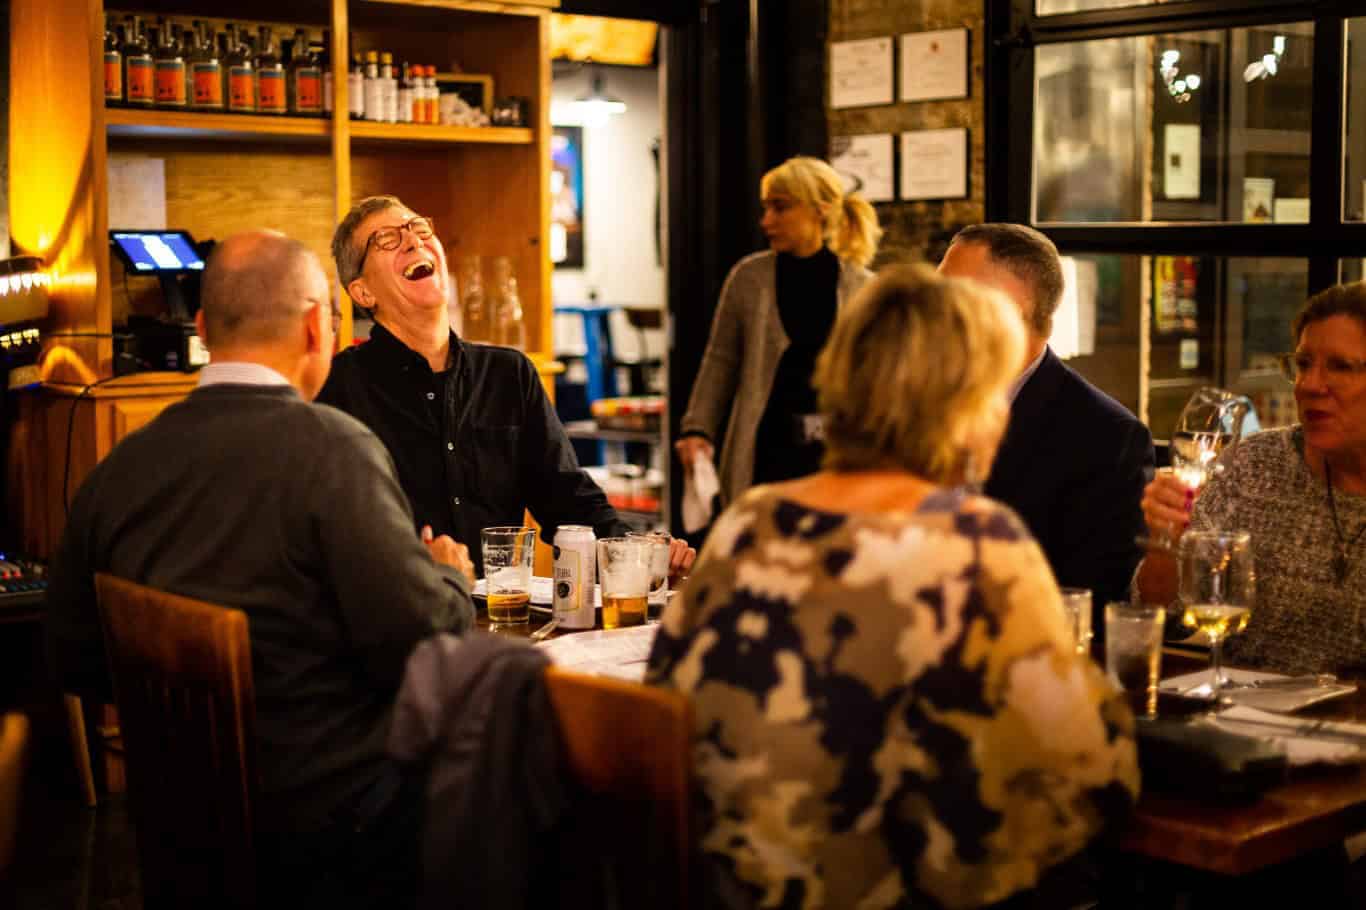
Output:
[626, 530, 671, 621]
[1105, 603, 1166, 716]
[597, 537, 651, 629]
[481, 526, 535, 625]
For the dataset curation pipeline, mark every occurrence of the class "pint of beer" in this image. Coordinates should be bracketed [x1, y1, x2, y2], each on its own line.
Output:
[481, 526, 536, 624]
[596, 537, 651, 630]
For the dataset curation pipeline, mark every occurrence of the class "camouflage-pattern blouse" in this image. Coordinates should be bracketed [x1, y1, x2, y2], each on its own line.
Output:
[647, 486, 1140, 910]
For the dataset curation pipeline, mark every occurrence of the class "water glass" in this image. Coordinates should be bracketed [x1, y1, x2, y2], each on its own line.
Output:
[1059, 587, 1093, 656]
[597, 537, 651, 629]
[1105, 603, 1165, 716]
[481, 526, 535, 625]
[626, 530, 671, 620]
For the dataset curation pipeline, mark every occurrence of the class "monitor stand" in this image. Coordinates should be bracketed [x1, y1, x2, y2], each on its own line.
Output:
[158, 272, 192, 322]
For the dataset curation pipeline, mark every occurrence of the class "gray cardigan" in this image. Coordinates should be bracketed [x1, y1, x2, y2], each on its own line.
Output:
[680, 250, 872, 503]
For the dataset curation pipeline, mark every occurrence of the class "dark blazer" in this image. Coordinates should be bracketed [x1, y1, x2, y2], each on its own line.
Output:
[985, 348, 1154, 610]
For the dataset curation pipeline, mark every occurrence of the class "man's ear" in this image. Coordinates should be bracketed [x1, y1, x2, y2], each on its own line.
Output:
[346, 277, 373, 311]
[194, 310, 208, 346]
[303, 303, 325, 355]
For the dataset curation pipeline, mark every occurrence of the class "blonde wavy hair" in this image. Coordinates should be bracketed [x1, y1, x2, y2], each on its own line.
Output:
[815, 264, 1025, 483]
[761, 156, 882, 268]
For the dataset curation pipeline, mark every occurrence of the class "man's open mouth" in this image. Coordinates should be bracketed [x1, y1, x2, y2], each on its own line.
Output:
[403, 261, 436, 281]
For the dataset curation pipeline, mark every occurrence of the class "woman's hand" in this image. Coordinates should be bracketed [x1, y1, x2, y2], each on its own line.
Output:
[1140, 468, 1196, 544]
[674, 435, 714, 473]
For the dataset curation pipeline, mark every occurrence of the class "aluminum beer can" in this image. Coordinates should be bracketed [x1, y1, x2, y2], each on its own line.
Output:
[553, 524, 596, 629]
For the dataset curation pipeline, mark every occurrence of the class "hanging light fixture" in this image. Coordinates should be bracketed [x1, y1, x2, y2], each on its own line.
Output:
[569, 67, 627, 126]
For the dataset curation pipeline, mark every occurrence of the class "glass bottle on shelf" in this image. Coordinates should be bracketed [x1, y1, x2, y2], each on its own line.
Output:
[317, 31, 333, 115]
[153, 19, 188, 109]
[458, 255, 488, 342]
[189, 21, 223, 112]
[287, 28, 322, 117]
[488, 256, 525, 351]
[255, 26, 287, 115]
[226, 25, 256, 114]
[348, 51, 365, 120]
[121, 16, 155, 109]
[104, 15, 123, 105]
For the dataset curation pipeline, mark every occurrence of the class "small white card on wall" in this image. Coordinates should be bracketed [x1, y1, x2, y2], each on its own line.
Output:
[900, 28, 969, 103]
[1163, 124, 1201, 199]
[830, 134, 895, 202]
[830, 37, 894, 109]
[900, 128, 968, 200]
[1274, 197, 1310, 223]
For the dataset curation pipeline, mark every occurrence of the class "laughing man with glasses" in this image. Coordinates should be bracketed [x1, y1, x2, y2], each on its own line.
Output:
[318, 195, 697, 579]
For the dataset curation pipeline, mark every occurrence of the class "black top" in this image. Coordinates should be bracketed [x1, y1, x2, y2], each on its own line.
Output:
[317, 323, 627, 574]
[985, 347, 1156, 614]
[45, 384, 472, 833]
[752, 247, 840, 484]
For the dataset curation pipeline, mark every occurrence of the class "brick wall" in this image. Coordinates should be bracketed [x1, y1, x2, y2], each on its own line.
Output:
[828, 0, 984, 267]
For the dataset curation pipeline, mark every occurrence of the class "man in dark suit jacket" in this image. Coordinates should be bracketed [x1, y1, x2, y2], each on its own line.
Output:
[939, 223, 1154, 611]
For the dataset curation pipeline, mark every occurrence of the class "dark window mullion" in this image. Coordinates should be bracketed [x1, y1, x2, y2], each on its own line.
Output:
[1310, 15, 1348, 293]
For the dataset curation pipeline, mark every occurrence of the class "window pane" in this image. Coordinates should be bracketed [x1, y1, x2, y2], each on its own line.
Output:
[1346, 20, 1366, 220]
[1037, 0, 1161, 15]
[1035, 25, 1313, 224]
[1052, 254, 1305, 438]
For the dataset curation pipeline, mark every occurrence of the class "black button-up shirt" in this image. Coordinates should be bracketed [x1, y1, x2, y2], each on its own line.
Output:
[318, 323, 627, 574]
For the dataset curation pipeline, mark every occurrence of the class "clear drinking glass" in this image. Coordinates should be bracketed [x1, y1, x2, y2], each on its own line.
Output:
[481, 526, 535, 625]
[626, 530, 671, 621]
[596, 537, 651, 630]
[1106, 603, 1166, 716]
[1178, 530, 1256, 697]
[1169, 387, 1251, 491]
[1059, 587, 1093, 656]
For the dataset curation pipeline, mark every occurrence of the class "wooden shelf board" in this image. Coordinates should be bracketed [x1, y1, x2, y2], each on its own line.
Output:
[106, 108, 331, 142]
[349, 121, 533, 146]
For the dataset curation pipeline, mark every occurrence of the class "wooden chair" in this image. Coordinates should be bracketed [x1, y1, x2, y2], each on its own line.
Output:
[94, 573, 258, 910]
[544, 666, 694, 910]
[0, 712, 30, 877]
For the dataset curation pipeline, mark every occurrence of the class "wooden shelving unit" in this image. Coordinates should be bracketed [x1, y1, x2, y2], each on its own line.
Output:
[9, 0, 556, 557]
[349, 121, 534, 145]
[105, 107, 332, 141]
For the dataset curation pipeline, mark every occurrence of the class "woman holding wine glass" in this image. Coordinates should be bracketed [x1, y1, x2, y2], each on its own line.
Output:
[1138, 281, 1366, 676]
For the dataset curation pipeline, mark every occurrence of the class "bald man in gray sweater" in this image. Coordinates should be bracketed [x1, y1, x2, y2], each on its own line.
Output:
[46, 231, 473, 908]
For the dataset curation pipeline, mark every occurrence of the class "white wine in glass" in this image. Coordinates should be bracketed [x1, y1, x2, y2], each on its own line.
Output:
[1178, 530, 1255, 697]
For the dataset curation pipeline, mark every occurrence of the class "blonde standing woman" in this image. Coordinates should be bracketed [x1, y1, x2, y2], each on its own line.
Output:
[675, 156, 882, 508]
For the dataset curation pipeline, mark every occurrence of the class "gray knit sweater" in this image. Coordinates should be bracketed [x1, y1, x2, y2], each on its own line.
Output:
[1193, 426, 1366, 675]
[680, 250, 872, 504]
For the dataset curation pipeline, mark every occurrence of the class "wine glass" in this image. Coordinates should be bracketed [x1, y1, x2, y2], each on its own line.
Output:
[1168, 387, 1252, 491]
[1177, 530, 1256, 698]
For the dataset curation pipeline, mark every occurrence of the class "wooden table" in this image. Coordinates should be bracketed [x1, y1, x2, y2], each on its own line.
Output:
[1119, 650, 1366, 875]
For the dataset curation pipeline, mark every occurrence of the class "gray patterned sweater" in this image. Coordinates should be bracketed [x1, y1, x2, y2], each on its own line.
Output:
[1194, 426, 1366, 675]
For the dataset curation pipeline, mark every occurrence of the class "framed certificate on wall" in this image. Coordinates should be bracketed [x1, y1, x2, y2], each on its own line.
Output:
[900, 28, 969, 102]
[900, 128, 969, 200]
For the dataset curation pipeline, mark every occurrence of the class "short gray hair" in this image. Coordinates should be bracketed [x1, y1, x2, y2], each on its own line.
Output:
[332, 194, 405, 287]
[951, 223, 1064, 337]
[200, 233, 321, 347]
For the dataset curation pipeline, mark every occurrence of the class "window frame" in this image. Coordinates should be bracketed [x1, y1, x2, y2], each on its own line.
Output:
[985, 0, 1364, 295]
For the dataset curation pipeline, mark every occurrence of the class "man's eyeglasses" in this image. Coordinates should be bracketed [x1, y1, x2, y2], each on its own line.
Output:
[1276, 351, 1366, 384]
[355, 216, 435, 276]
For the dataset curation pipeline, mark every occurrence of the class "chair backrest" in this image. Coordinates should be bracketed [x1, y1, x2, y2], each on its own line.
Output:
[95, 573, 258, 910]
[0, 712, 29, 877]
[544, 666, 693, 910]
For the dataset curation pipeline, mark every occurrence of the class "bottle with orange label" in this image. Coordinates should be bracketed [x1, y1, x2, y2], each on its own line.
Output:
[104, 15, 123, 105]
[255, 27, 287, 116]
[287, 29, 322, 117]
[189, 22, 224, 112]
[226, 25, 256, 114]
[122, 16, 154, 108]
[153, 20, 188, 109]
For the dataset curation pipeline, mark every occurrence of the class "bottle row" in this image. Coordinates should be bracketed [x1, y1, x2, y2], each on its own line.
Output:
[102, 14, 493, 127]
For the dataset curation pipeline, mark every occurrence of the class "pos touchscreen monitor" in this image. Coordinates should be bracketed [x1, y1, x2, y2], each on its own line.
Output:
[110, 230, 206, 274]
